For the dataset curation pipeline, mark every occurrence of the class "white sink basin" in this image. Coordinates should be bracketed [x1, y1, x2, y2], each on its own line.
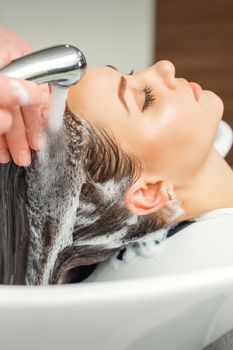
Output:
[214, 120, 233, 157]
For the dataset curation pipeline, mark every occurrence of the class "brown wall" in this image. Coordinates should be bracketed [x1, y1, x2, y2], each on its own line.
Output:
[156, 0, 233, 165]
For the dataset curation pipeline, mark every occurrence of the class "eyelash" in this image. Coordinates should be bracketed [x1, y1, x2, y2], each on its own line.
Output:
[127, 70, 155, 112]
[142, 86, 155, 112]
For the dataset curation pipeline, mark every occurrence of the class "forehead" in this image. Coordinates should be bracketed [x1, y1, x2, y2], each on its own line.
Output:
[68, 66, 118, 100]
[79, 66, 119, 87]
[67, 66, 122, 125]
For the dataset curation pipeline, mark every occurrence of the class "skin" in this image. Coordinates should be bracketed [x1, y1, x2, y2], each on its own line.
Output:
[67, 61, 233, 221]
[0, 24, 50, 166]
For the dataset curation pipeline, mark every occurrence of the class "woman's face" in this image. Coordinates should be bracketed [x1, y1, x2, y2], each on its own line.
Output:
[67, 60, 224, 183]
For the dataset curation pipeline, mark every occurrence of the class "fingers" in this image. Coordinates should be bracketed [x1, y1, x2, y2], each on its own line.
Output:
[0, 35, 50, 166]
[22, 106, 42, 150]
[0, 75, 50, 108]
[5, 106, 31, 166]
[0, 109, 12, 133]
[21, 83, 50, 151]
[40, 83, 50, 126]
[0, 135, 10, 163]
[0, 50, 50, 166]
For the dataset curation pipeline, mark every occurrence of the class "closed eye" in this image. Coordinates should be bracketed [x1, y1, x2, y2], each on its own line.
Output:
[142, 86, 155, 112]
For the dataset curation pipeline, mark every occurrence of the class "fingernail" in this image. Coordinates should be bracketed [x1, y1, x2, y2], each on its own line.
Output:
[32, 133, 42, 150]
[10, 80, 30, 105]
[18, 150, 31, 166]
[0, 150, 10, 163]
[41, 92, 50, 106]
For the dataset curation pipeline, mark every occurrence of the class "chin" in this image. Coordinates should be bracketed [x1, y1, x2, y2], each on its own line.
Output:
[202, 90, 224, 121]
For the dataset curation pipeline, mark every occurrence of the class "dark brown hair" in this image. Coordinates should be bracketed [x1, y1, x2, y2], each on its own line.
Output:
[0, 110, 169, 285]
[51, 111, 166, 284]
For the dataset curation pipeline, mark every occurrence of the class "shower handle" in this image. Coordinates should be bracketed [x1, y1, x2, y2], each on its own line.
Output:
[0, 45, 87, 87]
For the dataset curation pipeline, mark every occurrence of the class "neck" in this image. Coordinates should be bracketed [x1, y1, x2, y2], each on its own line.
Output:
[176, 147, 233, 222]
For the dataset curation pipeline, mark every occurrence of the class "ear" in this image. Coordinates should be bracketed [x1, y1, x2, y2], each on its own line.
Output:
[124, 178, 171, 215]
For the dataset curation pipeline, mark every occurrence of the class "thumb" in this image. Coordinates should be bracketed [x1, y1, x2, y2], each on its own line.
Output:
[0, 49, 11, 68]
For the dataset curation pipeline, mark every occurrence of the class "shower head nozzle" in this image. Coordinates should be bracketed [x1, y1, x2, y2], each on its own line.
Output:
[0, 45, 87, 88]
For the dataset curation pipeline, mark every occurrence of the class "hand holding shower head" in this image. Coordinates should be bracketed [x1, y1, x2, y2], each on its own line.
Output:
[0, 45, 87, 87]
[0, 45, 87, 133]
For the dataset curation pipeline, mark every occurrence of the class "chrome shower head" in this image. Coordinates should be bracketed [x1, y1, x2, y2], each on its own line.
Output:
[0, 45, 87, 87]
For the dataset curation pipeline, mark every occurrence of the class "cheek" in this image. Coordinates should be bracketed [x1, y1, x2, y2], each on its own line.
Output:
[139, 102, 212, 178]
[142, 102, 200, 151]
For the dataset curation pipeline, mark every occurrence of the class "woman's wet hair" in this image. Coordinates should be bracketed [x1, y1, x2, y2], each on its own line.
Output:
[51, 111, 170, 284]
[0, 109, 179, 285]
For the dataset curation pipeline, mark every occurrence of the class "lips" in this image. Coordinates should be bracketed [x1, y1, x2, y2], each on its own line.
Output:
[189, 82, 202, 102]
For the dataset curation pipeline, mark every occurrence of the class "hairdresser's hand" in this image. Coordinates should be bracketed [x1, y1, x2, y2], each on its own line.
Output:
[0, 24, 50, 166]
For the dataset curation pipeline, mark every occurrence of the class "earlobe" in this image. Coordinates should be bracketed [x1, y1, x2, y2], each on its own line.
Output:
[124, 179, 170, 215]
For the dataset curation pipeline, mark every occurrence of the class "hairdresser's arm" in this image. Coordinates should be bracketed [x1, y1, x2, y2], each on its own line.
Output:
[0, 24, 50, 166]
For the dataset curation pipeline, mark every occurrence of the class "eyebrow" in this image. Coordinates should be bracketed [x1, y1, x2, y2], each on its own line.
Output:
[118, 76, 129, 113]
[106, 64, 118, 71]
[106, 64, 134, 76]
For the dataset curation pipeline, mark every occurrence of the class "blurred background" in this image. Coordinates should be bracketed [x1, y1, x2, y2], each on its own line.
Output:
[0, 0, 155, 71]
[0, 0, 233, 164]
[156, 0, 233, 166]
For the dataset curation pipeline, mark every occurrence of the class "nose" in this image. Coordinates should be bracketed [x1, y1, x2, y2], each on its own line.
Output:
[155, 60, 177, 90]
